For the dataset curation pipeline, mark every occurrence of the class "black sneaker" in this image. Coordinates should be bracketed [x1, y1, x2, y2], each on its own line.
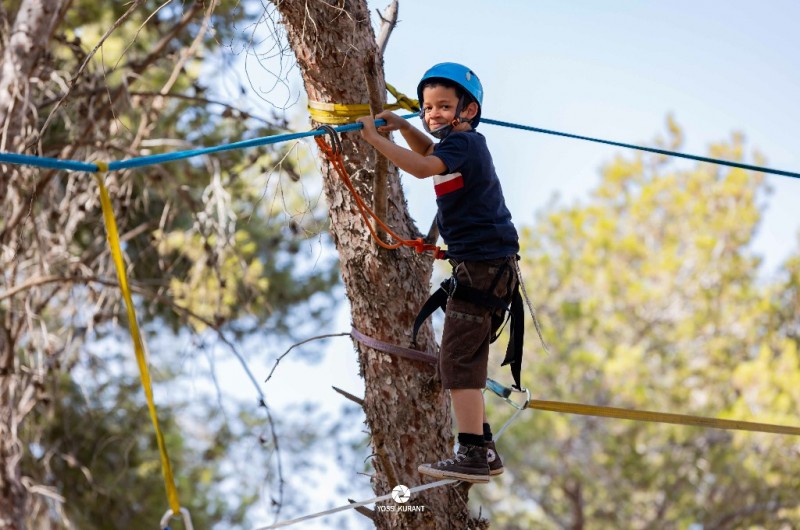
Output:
[486, 440, 504, 476]
[418, 444, 490, 483]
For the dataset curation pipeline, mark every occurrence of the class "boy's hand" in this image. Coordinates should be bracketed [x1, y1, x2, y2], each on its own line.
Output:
[356, 114, 380, 143]
[374, 110, 409, 133]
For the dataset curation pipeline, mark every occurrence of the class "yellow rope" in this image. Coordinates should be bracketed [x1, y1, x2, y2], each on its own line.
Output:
[528, 399, 800, 436]
[92, 168, 182, 515]
[385, 82, 419, 112]
[308, 82, 419, 124]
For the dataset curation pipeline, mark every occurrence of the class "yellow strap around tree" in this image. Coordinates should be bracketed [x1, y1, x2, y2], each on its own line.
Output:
[308, 82, 420, 124]
[93, 170, 182, 516]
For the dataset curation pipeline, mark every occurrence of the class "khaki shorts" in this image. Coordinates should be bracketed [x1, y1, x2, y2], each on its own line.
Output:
[439, 257, 517, 389]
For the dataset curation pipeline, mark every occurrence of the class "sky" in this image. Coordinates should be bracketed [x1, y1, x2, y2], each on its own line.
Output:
[226, 2, 800, 527]
[377, 0, 800, 276]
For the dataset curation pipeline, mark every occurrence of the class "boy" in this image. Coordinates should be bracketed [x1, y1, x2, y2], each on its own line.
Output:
[356, 62, 519, 483]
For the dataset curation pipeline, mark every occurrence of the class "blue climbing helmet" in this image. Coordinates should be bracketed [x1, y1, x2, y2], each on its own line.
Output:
[416, 62, 483, 138]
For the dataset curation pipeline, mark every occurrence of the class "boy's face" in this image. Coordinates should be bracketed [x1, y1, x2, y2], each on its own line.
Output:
[421, 85, 479, 133]
[421, 85, 460, 131]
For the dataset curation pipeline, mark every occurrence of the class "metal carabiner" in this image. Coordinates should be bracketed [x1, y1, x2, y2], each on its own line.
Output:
[315, 124, 343, 155]
[160, 507, 194, 530]
[486, 378, 531, 410]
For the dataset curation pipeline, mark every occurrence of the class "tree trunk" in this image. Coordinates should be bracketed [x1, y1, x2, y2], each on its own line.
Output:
[0, 1, 68, 528]
[0, 0, 69, 149]
[273, 2, 484, 528]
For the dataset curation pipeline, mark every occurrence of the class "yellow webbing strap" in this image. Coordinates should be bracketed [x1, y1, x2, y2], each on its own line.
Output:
[308, 101, 374, 125]
[528, 399, 800, 436]
[92, 170, 182, 515]
[308, 82, 420, 124]
[385, 82, 419, 112]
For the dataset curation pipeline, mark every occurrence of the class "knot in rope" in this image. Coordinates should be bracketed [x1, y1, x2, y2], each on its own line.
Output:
[410, 237, 446, 259]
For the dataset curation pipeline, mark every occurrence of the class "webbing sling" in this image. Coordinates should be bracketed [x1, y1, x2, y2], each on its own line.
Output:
[504, 287, 524, 389]
[411, 264, 525, 389]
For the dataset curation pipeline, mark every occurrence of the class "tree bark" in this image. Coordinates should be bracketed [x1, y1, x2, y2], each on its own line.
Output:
[0, 0, 70, 151]
[0, 1, 67, 528]
[273, 1, 484, 528]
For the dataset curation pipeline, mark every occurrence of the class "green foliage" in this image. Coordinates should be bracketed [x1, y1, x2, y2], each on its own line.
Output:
[22, 364, 250, 529]
[4, 0, 340, 526]
[39, 0, 338, 334]
[483, 122, 800, 528]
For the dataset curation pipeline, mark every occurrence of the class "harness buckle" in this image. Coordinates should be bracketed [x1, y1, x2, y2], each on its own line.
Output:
[446, 276, 458, 299]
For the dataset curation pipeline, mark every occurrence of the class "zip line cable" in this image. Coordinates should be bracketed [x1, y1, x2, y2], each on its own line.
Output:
[1, 114, 799, 179]
[481, 118, 800, 179]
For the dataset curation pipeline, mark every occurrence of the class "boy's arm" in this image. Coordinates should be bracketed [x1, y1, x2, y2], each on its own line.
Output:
[373, 111, 434, 156]
[357, 116, 446, 179]
[397, 122, 435, 156]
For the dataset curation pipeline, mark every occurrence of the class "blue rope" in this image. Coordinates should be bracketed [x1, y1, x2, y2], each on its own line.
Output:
[0, 151, 97, 172]
[481, 118, 800, 180]
[109, 122, 367, 171]
[0, 121, 373, 173]
[0, 114, 797, 180]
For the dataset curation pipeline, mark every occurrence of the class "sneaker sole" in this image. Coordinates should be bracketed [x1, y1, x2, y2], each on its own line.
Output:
[489, 468, 504, 476]
[418, 465, 490, 484]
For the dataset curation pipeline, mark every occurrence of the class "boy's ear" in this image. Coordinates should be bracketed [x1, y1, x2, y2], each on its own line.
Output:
[461, 101, 479, 120]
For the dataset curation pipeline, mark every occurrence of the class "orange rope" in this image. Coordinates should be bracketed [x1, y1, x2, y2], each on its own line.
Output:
[315, 136, 445, 259]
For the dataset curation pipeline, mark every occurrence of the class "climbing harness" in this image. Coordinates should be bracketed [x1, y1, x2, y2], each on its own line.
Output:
[314, 125, 446, 259]
[411, 257, 527, 389]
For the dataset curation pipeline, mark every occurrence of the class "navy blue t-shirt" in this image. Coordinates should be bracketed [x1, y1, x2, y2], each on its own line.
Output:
[431, 131, 519, 261]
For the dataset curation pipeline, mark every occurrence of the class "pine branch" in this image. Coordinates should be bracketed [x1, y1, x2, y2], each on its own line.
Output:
[332, 386, 364, 407]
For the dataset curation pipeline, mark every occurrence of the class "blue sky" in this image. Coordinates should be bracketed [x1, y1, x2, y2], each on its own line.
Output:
[236, 2, 800, 527]
[375, 0, 800, 276]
